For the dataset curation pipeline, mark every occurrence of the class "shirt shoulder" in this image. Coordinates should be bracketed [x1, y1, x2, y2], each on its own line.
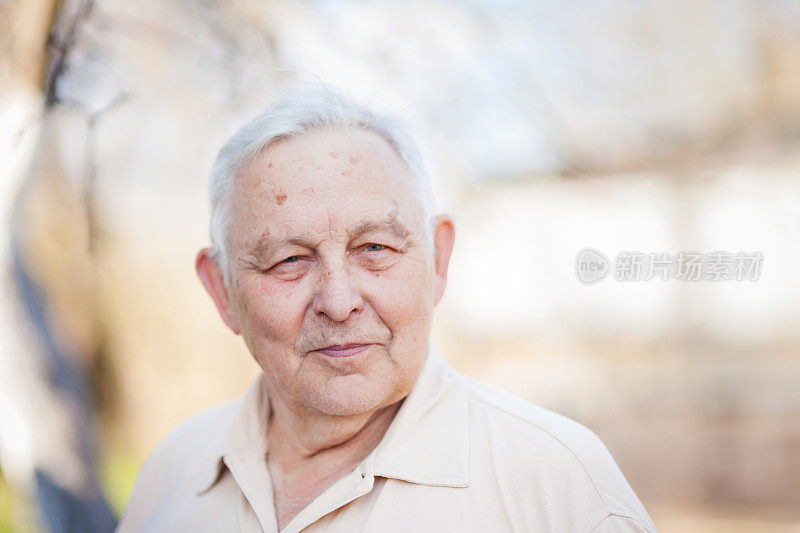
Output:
[460, 374, 658, 532]
[117, 398, 241, 530]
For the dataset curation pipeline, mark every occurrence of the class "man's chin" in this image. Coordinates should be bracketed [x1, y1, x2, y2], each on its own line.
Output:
[306, 374, 393, 416]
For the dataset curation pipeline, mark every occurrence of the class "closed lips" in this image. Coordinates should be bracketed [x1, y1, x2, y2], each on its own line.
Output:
[324, 343, 367, 349]
[316, 344, 372, 357]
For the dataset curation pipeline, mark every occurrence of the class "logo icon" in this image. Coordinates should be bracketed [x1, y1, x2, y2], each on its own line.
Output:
[575, 248, 609, 284]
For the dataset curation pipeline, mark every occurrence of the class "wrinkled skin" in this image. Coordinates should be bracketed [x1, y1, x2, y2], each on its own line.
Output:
[196, 125, 455, 420]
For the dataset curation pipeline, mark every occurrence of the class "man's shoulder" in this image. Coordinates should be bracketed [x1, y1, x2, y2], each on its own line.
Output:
[457, 373, 658, 532]
[462, 373, 606, 455]
[118, 398, 242, 531]
[147, 397, 240, 464]
[127, 398, 241, 498]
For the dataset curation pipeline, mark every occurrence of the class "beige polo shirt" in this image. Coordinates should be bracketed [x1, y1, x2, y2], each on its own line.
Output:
[117, 344, 658, 532]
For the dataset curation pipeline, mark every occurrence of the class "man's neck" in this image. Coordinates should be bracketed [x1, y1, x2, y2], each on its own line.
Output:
[264, 391, 405, 530]
[265, 390, 404, 474]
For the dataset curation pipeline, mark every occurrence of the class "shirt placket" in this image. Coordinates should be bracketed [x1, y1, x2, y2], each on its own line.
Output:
[279, 453, 378, 533]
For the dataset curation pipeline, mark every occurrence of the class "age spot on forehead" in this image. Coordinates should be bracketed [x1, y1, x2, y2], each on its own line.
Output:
[275, 192, 287, 205]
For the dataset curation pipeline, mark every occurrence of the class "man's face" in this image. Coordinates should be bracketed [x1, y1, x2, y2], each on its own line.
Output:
[206, 126, 450, 417]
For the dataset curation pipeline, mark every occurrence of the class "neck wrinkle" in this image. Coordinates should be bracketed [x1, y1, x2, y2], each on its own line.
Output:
[265, 391, 404, 473]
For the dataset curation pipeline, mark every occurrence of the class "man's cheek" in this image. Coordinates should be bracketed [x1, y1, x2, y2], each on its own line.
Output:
[381, 291, 429, 329]
[248, 289, 301, 323]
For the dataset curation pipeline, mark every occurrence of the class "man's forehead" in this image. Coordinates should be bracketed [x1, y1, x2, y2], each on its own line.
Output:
[228, 127, 424, 246]
[235, 126, 412, 191]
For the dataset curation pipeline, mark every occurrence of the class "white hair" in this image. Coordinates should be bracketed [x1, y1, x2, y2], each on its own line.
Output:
[207, 82, 436, 287]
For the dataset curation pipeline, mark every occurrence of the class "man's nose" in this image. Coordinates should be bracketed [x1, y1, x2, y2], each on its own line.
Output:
[312, 263, 364, 322]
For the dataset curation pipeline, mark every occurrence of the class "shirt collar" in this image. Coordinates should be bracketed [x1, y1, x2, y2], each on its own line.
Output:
[193, 342, 470, 495]
[369, 343, 470, 487]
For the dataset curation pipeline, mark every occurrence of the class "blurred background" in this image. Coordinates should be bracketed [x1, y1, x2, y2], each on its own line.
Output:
[2, 0, 799, 531]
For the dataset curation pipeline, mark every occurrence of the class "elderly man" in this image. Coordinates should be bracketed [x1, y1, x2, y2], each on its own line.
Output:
[118, 84, 657, 533]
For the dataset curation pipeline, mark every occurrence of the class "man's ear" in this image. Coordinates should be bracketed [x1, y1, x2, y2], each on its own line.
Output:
[196, 248, 241, 335]
[432, 214, 455, 305]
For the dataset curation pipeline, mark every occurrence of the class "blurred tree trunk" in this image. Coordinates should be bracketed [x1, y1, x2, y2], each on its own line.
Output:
[0, 0, 117, 531]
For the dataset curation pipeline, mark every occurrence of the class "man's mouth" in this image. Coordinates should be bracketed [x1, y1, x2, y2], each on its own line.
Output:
[315, 343, 372, 357]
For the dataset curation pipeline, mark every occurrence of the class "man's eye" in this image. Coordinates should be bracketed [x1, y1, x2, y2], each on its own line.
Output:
[269, 255, 307, 270]
[364, 243, 386, 252]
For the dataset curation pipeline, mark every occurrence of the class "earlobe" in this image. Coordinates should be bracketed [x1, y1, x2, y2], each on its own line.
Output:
[432, 215, 455, 305]
[195, 248, 241, 335]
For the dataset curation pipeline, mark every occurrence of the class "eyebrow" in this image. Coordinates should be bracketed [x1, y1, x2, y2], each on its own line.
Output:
[349, 216, 410, 241]
[244, 216, 411, 265]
